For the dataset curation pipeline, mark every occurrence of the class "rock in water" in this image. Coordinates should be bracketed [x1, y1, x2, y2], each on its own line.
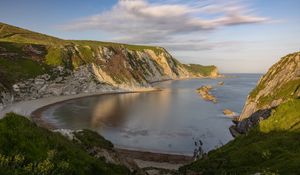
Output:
[223, 109, 236, 117]
[218, 81, 224, 86]
[196, 85, 217, 103]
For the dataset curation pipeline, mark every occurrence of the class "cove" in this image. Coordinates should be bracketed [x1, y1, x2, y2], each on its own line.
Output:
[37, 74, 260, 155]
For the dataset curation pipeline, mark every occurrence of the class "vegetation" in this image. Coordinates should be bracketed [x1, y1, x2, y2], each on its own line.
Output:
[0, 57, 48, 88]
[72, 40, 164, 55]
[0, 22, 164, 55]
[0, 113, 130, 175]
[180, 99, 300, 175]
[0, 22, 64, 45]
[73, 129, 114, 150]
[183, 64, 217, 76]
[249, 52, 300, 108]
[255, 79, 300, 108]
[45, 47, 63, 66]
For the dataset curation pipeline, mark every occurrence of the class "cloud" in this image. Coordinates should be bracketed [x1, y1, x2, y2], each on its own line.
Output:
[61, 0, 270, 50]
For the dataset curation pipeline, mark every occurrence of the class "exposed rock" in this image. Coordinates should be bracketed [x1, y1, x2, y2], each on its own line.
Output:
[232, 52, 300, 135]
[218, 81, 224, 86]
[235, 108, 272, 134]
[196, 85, 217, 103]
[34, 78, 45, 85]
[239, 52, 300, 121]
[6, 65, 113, 103]
[223, 109, 236, 117]
[12, 84, 20, 92]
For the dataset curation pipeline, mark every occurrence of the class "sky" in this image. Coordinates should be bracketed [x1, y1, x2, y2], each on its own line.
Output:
[0, 0, 299, 73]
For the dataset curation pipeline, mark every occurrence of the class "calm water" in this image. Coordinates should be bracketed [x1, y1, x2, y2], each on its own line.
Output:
[41, 74, 261, 155]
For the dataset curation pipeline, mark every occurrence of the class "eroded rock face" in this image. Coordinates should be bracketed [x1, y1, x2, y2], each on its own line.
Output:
[233, 52, 300, 134]
[239, 52, 300, 121]
[10, 65, 115, 103]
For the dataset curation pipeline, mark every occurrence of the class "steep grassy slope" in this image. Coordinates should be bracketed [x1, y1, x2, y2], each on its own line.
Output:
[239, 52, 300, 121]
[0, 113, 130, 175]
[180, 99, 300, 175]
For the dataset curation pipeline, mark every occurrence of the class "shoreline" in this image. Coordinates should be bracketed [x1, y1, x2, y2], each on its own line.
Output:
[1, 85, 193, 168]
[28, 87, 193, 168]
[30, 88, 161, 129]
[0, 77, 230, 168]
[0, 87, 159, 118]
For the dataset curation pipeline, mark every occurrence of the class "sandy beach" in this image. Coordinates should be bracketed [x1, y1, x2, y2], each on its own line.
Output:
[0, 86, 160, 118]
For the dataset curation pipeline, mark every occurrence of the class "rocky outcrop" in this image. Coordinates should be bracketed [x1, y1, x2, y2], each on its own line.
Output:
[196, 85, 217, 103]
[233, 52, 300, 134]
[10, 65, 116, 103]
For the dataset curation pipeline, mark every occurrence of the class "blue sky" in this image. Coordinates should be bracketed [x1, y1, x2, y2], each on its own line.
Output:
[1, 0, 299, 73]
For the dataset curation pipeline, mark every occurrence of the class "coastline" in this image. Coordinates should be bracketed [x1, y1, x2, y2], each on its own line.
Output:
[0, 77, 230, 169]
[0, 87, 159, 118]
[0, 85, 193, 169]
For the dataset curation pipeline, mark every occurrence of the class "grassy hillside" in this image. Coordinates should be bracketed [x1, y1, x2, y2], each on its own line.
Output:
[248, 52, 300, 108]
[0, 113, 129, 175]
[180, 99, 300, 174]
[183, 64, 217, 76]
[0, 22, 164, 53]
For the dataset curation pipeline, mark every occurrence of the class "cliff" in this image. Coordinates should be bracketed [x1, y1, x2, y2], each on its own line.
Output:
[180, 51, 300, 174]
[235, 52, 300, 133]
[0, 22, 219, 108]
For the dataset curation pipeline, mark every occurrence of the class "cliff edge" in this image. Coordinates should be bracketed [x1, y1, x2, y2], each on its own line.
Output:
[235, 52, 300, 133]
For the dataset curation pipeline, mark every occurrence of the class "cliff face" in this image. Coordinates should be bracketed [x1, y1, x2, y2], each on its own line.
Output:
[0, 22, 218, 107]
[235, 52, 300, 133]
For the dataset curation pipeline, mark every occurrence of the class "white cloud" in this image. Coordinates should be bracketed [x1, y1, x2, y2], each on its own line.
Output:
[61, 0, 269, 49]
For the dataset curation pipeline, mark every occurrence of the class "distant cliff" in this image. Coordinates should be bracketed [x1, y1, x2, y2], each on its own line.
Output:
[236, 52, 300, 133]
[0, 22, 219, 108]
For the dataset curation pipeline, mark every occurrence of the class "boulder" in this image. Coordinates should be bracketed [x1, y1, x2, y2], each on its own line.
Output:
[223, 109, 236, 117]
[34, 78, 45, 85]
[12, 84, 20, 92]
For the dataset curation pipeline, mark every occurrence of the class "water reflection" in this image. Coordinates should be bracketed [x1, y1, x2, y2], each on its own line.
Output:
[42, 74, 261, 155]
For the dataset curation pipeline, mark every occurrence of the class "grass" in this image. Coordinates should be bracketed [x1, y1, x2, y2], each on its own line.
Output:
[0, 113, 130, 175]
[0, 22, 64, 45]
[249, 52, 300, 106]
[180, 99, 300, 175]
[0, 22, 165, 55]
[0, 57, 48, 87]
[183, 64, 217, 76]
[73, 129, 114, 150]
[72, 40, 164, 55]
[45, 47, 63, 66]
[255, 79, 300, 108]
